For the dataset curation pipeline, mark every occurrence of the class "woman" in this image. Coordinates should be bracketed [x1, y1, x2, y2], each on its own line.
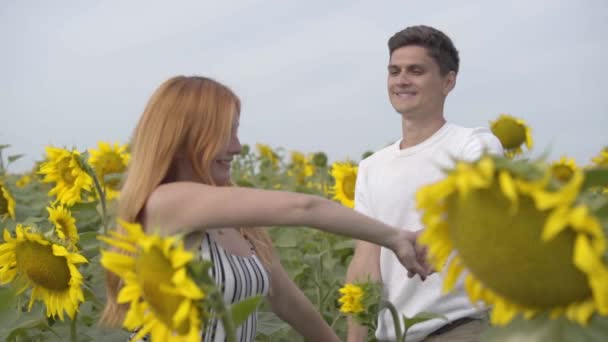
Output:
[100, 75, 429, 341]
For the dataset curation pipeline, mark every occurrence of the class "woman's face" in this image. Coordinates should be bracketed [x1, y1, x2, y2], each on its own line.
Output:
[211, 115, 241, 185]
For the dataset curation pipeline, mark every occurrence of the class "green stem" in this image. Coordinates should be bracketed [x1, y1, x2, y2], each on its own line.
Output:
[0, 149, 5, 175]
[210, 288, 236, 342]
[81, 157, 108, 235]
[319, 280, 337, 310]
[70, 312, 78, 342]
[330, 312, 342, 329]
[91, 173, 108, 234]
[381, 300, 403, 342]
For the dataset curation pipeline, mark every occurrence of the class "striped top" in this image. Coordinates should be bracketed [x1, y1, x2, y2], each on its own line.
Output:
[131, 232, 270, 342]
[200, 232, 270, 341]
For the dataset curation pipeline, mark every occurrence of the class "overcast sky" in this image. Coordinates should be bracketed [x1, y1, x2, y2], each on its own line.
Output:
[1, 0, 607, 173]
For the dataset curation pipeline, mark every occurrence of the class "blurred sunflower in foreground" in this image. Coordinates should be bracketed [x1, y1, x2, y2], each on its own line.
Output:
[490, 114, 533, 158]
[99, 220, 205, 342]
[416, 154, 608, 326]
[0, 224, 87, 320]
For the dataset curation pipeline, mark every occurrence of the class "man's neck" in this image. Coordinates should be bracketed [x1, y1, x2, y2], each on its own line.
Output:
[400, 114, 446, 149]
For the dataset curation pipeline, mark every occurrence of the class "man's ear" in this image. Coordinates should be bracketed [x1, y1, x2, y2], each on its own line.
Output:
[443, 71, 457, 96]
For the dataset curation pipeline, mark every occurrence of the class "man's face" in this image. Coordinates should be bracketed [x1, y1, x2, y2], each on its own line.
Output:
[387, 45, 455, 117]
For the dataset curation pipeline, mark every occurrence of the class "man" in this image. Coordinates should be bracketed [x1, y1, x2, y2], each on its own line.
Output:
[346, 25, 503, 342]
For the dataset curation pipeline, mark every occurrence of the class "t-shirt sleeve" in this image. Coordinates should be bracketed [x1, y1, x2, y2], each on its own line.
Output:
[354, 160, 373, 217]
[461, 127, 504, 161]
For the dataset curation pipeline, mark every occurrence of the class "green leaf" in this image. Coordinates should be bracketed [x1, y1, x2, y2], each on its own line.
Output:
[7, 154, 24, 164]
[331, 239, 354, 251]
[188, 259, 214, 285]
[235, 179, 255, 188]
[273, 231, 299, 248]
[5, 316, 60, 341]
[0, 144, 10, 151]
[583, 169, 608, 189]
[229, 295, 263, 328]
[0, 286, 16, 311]
[481, 314, 608, 342]
[403, 311, 447, 331]
[71, 200, 100, 213]
[256, 311, 289, 336]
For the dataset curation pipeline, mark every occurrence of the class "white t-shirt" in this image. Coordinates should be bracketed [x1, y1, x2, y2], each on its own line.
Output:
[354, 122, 503, 342]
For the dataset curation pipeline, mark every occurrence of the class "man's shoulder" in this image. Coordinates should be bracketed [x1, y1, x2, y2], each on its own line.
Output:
[358, 140, 399, 168]
[444, 123, 499, 145]
[445, 123, 493, 139]
[444, 123, 503, 157]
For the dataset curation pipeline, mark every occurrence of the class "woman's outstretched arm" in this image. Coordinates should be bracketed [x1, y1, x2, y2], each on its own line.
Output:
[143, 181, 427, 277]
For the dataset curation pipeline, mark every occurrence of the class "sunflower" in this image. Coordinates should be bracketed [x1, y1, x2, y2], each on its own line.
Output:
[591, 146, 608, 167]
[0, 224, 87, 320]
[256, 144, 279, 168]
[99, 220, 204, 342]
[38, 146, 94, 206]
[490, 114, 533, 158]
[0, 180, 16, 220]
[338, 283, 364, 314]
[289, 151, 315, 185]
[15, 174, 32, 188]
[88, 141, 130, 200]
[416, 155, 608, 326]
[47, 205, 78, 247]
[551, 156, 578, 183]
[330, 162, 358, 208]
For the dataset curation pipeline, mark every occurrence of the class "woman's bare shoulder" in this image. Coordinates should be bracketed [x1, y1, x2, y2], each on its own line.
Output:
[142, 182, 212, 230]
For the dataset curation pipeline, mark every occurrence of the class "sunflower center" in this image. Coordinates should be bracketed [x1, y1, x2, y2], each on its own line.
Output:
[552, 165, 574, 183]
[106, 177, 122, 190]
[15, 241, 71, 291]
[342, 174, 356, 200]
[56, 219, 69, 237]
[98, 152, 126, 175]
[447, 185, 591, 309]
[492, 119, 526, 149]
[58, 158, 76, 186]
[136, 246, 189, 334]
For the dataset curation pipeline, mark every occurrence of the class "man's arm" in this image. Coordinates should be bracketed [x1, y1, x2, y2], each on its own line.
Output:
[345, 240, 381, 342]
[345, 160, 381, 342]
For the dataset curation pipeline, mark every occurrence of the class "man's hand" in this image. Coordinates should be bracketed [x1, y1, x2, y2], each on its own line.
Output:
[390, 230, 429, 280]
[407, 230, 435, 279]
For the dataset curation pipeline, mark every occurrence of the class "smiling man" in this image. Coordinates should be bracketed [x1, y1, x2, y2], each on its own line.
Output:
[345, 25, 503, 342]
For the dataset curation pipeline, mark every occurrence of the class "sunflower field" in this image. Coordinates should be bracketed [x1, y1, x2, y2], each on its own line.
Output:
[1, 114, 608, 341]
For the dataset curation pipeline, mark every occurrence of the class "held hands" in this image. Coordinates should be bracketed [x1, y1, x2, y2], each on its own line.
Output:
[390, 230, 434, 281]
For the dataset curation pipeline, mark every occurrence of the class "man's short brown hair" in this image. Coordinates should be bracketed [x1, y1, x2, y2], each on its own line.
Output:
[388, 25, 459, 75]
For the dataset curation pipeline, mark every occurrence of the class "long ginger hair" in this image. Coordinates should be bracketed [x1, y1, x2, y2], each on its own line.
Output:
[100, 75, 273, 327]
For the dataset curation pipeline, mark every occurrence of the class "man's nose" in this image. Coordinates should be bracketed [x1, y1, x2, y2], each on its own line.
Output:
[397, 71, 412, 85]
